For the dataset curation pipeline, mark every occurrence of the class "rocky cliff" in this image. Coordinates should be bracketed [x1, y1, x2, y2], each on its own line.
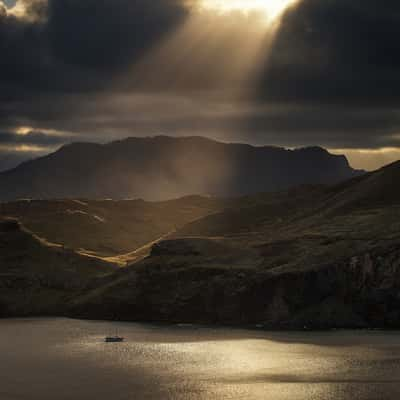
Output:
[70, 239, 400, 329]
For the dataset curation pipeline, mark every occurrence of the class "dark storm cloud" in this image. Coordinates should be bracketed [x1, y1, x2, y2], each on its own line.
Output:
[259, 0, 400, 105]
[1, 0, 400, 161]
[46, 0, 187, 70]
[0, 0, 190, 157]
[1, 92, 400, 152]
[0, 0, 188, 96]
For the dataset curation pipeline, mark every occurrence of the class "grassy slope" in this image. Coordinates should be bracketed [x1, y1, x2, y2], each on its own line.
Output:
[171, 163, 400, 273]
[0, 196, 225, 262]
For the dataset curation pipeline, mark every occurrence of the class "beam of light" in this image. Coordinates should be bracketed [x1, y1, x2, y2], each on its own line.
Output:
[113, 7, 287, 199]
[126, 0, 289, 98]
[112, 0, 297, 156]
[128, 13, 271, 93]
[124, 0, 300, 98]
[198, 0, 297, 21]
[109, 0, 301, 200]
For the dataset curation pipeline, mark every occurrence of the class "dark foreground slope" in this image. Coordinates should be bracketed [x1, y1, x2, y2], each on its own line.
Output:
[0, 136, 362, 201]
[0, 219, 115, 317]
[70, 161, 400, 329]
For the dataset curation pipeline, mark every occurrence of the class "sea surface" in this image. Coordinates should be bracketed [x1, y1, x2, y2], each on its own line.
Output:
[1, 318, 400, 399]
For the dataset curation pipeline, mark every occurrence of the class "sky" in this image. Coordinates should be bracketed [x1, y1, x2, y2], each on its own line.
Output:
[1, 0, 400, 171]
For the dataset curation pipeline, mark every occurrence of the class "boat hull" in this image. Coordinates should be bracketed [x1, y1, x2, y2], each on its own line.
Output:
[105, 337, 124, 343]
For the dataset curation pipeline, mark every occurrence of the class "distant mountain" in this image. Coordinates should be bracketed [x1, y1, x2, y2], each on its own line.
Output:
[0, 136, 363, 201]
[0, 152, 33, 172]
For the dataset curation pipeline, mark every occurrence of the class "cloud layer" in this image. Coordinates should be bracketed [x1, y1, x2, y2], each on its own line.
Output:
[260, 0, 400, 105]
[1, 0, 400, 170]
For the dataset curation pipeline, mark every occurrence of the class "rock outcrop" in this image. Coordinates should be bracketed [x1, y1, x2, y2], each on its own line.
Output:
[70, 239, 400, 329]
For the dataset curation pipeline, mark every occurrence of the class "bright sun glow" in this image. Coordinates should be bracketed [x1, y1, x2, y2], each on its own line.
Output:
[199, 0, 296, 20]
[15, 126, 32, 135]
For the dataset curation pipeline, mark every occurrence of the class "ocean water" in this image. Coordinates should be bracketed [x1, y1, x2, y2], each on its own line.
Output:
[1, 318, 400, 400]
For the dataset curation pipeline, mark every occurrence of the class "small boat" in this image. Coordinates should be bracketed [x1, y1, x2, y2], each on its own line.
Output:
[105, 336, 124, 343]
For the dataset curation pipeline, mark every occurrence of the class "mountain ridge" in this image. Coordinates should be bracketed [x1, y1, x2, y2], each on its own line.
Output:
[0, 135, 363, 201]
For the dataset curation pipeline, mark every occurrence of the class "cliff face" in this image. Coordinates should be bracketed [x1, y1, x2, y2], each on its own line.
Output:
[70, 239, 400, 329]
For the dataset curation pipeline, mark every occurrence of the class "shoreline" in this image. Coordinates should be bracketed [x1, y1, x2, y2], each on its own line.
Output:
[1, 314, 396, 333]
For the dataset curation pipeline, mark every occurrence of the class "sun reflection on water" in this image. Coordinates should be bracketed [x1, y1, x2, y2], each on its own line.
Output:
[2, 319, 400, 400]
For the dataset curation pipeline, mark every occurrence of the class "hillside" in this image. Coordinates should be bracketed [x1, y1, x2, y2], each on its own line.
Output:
[0, 196, 225, 263]
[70, 161, 400, 329]
[0, 136, 362, 201]
[0, 219, 115, 317]
[2, 160, 400, 328]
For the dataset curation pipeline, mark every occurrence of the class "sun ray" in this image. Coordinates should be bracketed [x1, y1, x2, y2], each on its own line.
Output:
[127, 11, 272, 94]
[198, 0, 297, 21]
[118, 0, 295, 145]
